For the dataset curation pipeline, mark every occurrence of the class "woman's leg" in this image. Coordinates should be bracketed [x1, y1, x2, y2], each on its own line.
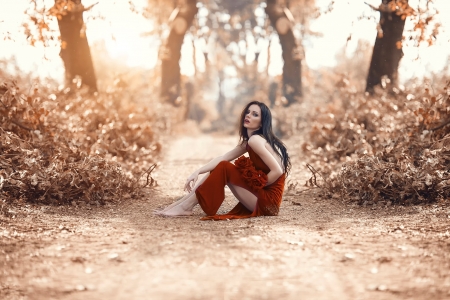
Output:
[161, 182, 258, 216]
[158, 161, 257, 217]
[227, 184, 258, 211]
[154, 173, 210, 215]
[158, 192, 199, 216]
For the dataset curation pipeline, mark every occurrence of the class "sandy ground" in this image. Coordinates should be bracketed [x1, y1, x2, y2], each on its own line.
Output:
[1, 134, 450, 300]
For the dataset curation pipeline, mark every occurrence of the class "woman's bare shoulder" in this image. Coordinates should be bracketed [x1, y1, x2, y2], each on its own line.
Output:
[248, 135, 266, 147]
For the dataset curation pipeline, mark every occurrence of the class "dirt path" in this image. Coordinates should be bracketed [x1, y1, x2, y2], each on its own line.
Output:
[1, 134, 450, 300]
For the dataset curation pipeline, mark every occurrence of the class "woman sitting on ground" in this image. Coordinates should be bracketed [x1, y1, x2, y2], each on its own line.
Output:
[155, 100, 291, 220]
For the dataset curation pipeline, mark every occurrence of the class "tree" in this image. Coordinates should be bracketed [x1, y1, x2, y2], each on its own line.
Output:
[265, 0, 303, 106]
[50, 0, 98, 92]
[365, 0, 439, 93]
[160, 0, 198, 105]
[25, 0, 98, 91]
[365, 0, 410, 93]
[158, 0, 310, 107]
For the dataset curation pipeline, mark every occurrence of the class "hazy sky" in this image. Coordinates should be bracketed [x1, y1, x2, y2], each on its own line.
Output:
[0, 0, 449, 84]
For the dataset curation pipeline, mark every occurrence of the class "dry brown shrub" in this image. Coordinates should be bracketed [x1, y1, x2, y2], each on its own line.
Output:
[302, 77, 450, 205]
[0, 76, 166, 205]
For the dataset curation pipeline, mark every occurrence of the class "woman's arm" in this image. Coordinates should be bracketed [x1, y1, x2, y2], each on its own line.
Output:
[248, 135, 283, 185]
[184, 143, 247, 192]
[198, 144, 247, 174]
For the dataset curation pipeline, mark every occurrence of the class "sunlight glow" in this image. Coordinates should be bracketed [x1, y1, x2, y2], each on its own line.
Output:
[268, 34, 283, 77]
[194, 37, 206, 73]
[0, 1, 64, 80]
[0, 0, 157, 81]
[180, 34, 195, 77]
[257, 38, 270, 73]
[85, 0, 157, 69]
[0, 0, 449, 83]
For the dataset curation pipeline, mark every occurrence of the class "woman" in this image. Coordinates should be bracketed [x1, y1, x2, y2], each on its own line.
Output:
[155, 101, 291, 220]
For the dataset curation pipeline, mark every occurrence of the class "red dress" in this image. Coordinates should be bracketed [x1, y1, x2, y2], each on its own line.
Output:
[195, 145, 286, 220]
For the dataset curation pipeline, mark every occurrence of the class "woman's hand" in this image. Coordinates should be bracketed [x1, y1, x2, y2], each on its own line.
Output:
[184, 170, 200, 193]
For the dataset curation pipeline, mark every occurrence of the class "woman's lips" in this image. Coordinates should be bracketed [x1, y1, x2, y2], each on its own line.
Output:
[244, 119, 250, 124]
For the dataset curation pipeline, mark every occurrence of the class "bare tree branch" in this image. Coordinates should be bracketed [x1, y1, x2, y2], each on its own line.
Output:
[431, 119, 450, 131]
[83, 2, 99, 12]
[69, 2, 99, 13]
[10, 119, 33, 131]
[364, 2, 392, 13]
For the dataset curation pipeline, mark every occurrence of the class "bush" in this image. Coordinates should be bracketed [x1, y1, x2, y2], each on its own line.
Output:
[303, 78, 450, 205]
[0, 76, 166, 205]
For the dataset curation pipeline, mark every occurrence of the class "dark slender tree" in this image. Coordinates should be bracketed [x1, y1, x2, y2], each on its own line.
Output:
[160, 0, 198, 105]
[366, 0, 407, 93]
[52, 0, 98, 92]
[265, 0, 302, 106]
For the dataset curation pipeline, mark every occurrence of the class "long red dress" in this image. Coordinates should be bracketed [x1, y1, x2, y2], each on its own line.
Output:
[195, 144, 286, 221]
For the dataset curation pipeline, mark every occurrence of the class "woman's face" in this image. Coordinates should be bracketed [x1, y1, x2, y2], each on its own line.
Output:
[243, 104, 262, 131]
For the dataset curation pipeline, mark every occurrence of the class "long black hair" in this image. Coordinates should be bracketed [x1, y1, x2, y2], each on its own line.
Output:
[238, 101, 291, 175]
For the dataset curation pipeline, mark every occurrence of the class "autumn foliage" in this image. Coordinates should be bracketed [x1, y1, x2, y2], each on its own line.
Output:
[303, 78, 450, 205]
[0, 76, 164, 205]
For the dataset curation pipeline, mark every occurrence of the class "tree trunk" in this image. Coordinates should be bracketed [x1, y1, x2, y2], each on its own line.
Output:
[366, 0, 406, 94]
[56, 0, 97, 92]
[160, 0, 198, 105]
[265, 0, 302, 106]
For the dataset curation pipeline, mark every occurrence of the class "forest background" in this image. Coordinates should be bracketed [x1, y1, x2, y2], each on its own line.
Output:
[1, 0, 449, 206]
[1, 0, 450, 298]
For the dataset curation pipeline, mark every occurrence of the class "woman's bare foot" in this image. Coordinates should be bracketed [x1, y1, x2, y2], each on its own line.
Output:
[153, 194, 190, 214]
[158, 203, 193, 216]
[155, 193, 198, 217]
